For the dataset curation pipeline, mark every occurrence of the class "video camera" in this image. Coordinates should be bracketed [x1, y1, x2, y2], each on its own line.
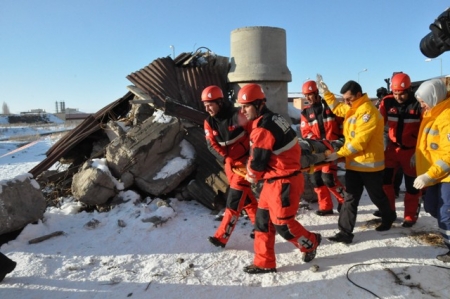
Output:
[420, 7, 450, 58]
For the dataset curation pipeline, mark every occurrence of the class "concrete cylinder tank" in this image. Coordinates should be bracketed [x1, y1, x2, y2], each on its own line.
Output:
[228, 26, 292, 122]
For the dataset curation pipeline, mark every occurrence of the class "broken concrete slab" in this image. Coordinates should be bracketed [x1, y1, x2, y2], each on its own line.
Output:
[71, 161, 117, 205]
[105, 111, 193, 196]
[0, 174, 46, 235]
[134, 139, 196, 195]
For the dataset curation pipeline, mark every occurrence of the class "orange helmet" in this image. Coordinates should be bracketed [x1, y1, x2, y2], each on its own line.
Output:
[201, 85, 224, 102]
[302, 80, 318, 94]
[391, 73, 411, 91]
[237, 84, 265, 104]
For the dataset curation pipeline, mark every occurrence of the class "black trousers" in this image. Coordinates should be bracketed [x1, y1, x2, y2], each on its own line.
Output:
[338, 169, 395, 237]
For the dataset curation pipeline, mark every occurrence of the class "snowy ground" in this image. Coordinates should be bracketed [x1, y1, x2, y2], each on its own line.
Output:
[1, 126, 450, 299]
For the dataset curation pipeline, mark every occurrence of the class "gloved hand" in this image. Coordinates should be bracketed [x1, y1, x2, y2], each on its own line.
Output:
[316, 74, 329, 94]
[410, 153, 416, 168]
[312, 152, 327, 164]
[413, 173, 432, 189]
[325, 152, 340, 162]
[232, 161, 247, 177]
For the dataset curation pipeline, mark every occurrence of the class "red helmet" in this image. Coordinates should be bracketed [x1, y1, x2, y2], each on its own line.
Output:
[302, 80, 318, 94]
[391, 73, 411, 91]
[201, 85, 224, 102]
[237, 84, 265, 104]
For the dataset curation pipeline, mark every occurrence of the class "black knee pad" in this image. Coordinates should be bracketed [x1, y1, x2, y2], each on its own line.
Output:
[322, 172, 335, 187]
[254, 209, 270, 232]
[227, 188, 244, 210]
[309, 172, 324, 187]
[382, 168, 395, 185]
[274, 223, 295, 240]
[404, 174, 420, 195]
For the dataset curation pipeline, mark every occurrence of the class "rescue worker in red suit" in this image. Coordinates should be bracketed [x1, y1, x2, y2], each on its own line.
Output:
[202, 85, 258, 248]
[378, 73, 422, 227]
[300, 80, 345, 216]
[237, 83, 321, 274]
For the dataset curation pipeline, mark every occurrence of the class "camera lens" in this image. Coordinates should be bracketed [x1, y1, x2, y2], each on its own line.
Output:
[420, 32, 443, 58]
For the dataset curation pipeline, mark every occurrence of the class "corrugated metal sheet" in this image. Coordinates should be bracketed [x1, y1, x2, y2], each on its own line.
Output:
[127, 51, 230, 123]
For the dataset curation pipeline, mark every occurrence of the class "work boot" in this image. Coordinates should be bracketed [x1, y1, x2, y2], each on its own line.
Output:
[243, 264, 277, 274]
[315, 209, 334, 216]
[376, 211, 397, 231]
[0, 259, 16, 282]
[302, 233, 322, 263]
[401, 221, 416, 228]
[375, 222, 392, 231]
[208, 236, 225, 248]
[436, 251, 450, 263]
[327, 232, 353, 244]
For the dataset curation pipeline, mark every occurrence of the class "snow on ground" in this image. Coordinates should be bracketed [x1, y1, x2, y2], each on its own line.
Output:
[0, 113, 71, 141]
[0, 136, 64, 179]
[1, 126, 450, 299]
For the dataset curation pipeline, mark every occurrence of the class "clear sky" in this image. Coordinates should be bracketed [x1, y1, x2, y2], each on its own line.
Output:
[1, 0, 448, 114]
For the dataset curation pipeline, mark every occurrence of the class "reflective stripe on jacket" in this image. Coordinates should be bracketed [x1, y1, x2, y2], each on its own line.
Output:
[247, 108, 301, 181]
[378, 94, 422, 148]
[324, 92, 385, 172]
[300, 98, 344, 140]
[204, 106, 250, 162]
[416, 98, 450, 184]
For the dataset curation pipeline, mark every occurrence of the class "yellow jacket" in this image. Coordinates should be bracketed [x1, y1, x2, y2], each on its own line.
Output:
[324, 92, 385, 172]
[415, 98, 450, 184]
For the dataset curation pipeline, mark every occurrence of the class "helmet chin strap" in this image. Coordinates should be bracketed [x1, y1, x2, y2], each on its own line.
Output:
[253, 100, 265, 117]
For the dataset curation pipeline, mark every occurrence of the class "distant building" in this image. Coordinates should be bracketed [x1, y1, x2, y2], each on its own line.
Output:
[30, 109, 45, 113]
[54, 108, 92, 125]
[20, 109, 46, 115]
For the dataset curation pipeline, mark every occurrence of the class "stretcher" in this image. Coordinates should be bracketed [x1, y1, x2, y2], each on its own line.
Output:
[232, 138, 344, 177]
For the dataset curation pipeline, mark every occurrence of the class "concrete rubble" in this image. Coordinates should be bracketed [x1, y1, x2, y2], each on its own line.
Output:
[0, 174, 46, 235]
[1, 42, 334, 237]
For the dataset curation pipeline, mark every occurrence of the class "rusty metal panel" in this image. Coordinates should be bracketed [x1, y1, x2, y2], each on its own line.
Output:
[176, 64, 228, 112]
[127, 52, 230, 119]
[127, 58, 181, 107]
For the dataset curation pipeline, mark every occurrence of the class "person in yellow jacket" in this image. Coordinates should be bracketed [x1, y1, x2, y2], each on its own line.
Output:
[319, 78, 397, 244]
[414, 78, 450, 262]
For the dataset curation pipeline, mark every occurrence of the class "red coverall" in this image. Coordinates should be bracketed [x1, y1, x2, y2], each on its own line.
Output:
[204, 105, 258, 245]
[246, 107, 320, 269]
[300, 98, 345, 211]
[379, 94, 422, 223]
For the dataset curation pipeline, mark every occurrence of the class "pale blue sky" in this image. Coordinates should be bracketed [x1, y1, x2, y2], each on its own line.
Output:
[0, 0, 448, 114]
